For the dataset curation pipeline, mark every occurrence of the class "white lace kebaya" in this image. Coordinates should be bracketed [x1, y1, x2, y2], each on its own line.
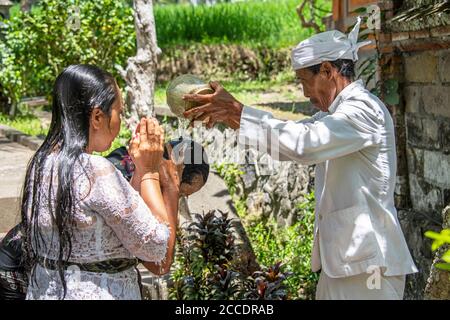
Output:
[25, 153, 170, 300]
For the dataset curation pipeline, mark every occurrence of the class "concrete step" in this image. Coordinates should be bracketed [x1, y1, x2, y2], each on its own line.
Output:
[0, 129, 34, 234]
[0, 197, 21, 234]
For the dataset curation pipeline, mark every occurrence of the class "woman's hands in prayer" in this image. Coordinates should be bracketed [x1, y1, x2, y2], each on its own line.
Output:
[128, 117, 164, 174]
[182, 81, 244, 129]
[126, 120, 179, 276]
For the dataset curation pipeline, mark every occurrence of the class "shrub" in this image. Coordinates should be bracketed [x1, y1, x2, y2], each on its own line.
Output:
[169, 210, 291, 300]
[246, 192, 318, 299]
[0, 0, 135, 110]
[169, 210, 241, 300]
[213, 162, 318, 299]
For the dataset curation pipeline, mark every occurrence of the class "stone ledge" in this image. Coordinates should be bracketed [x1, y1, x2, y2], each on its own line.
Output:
[387, 35, 450, 53]
[0, 124, 44, 151]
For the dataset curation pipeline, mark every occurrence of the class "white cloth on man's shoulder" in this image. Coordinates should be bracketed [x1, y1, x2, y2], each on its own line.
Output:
[238, 80, 418, 280]
[26, 153, 169, 300]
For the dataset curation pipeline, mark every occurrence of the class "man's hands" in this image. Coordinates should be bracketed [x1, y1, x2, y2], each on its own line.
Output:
[182, 81, 244, 129]
[128, 117, 164, 174]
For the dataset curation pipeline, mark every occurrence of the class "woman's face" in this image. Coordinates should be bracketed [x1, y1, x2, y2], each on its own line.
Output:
[87, 83, 124, 153]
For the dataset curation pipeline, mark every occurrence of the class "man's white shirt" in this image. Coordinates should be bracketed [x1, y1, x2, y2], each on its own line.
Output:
[238, 80, 418, 278]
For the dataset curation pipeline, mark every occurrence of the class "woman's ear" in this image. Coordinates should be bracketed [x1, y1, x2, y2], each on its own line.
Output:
[90, 107, 104, 130]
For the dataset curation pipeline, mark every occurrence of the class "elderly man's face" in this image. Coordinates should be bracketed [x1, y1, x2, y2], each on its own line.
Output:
[295, 62, 341, 112]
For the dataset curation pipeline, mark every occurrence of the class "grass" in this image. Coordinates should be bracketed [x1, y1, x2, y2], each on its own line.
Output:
[0, 112, 49, 138]
[154, 0, 330, 49]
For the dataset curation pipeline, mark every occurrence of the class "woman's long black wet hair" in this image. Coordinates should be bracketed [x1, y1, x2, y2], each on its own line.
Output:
[20, 64, 118, 299]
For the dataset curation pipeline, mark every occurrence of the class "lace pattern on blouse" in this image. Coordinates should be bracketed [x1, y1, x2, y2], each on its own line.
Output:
[26, 153, 170, 300]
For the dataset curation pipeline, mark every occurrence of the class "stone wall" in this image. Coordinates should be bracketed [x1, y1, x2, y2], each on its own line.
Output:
[400, 48, 450, 299]
[157, 44, 292, 83]
[161, 122, 315, 228]
[403, 49, 450, 220]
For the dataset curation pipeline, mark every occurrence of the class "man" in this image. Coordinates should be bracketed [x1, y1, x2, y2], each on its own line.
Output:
[183, 17, 418, 300]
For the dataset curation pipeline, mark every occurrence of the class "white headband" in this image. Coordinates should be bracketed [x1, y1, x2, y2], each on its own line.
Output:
[291, 17, 372, 70]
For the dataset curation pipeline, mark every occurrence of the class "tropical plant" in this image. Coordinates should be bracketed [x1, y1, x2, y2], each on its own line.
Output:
[425, 229, 450, 271]
[169, 209, 292, 300]
[169, 210, 241, 300]
[243, 261, 291, 300]
[214, 161, 318, 299]
[246, 192, 318, 299]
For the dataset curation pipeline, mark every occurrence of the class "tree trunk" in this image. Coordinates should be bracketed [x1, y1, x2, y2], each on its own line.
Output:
[119, 0, 161, 129]
[424, 205, 450, 299]
[0, 83, 11, 115]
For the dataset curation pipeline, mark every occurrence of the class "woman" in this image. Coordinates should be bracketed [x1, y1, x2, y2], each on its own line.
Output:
[21, 64, 179, 300]
[0, 139, 210, 300]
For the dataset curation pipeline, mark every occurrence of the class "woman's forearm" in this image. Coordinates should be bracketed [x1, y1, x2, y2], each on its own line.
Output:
[140, 174, 178, 274]
[142, 186, 179, 275]
[144, 187, 179, 272]
[139, 172, 178, 275]
[130, 170, 142, 192]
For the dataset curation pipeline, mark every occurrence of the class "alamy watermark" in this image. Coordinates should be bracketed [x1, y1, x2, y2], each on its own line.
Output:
[363, 5, 381, 31]
[366, 265, 382, 290]
[66, 5, 81, 32]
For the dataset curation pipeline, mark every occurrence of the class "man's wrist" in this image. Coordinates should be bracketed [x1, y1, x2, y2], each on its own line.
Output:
[228, 101, 244, 129]
[234, 101, 244, 113]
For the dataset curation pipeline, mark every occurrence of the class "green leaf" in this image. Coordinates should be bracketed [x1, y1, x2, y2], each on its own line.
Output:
[442, 250, 450, 263]
[352, 7, 368, 15]
[435, 263, 450, 271]
[425, 230, 442, 240]
[384, 79, 400, 105]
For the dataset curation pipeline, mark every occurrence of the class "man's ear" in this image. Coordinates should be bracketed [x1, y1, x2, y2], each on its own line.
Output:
[320, 61, 335, 80]
[90, 107, 103, 130]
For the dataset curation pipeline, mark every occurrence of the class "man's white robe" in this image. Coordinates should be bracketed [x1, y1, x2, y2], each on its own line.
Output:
[238, 80, 418, 299]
